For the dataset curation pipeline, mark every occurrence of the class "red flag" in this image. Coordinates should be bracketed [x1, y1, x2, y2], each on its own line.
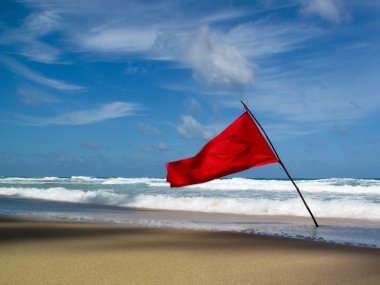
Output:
[166, 112, 279, 187]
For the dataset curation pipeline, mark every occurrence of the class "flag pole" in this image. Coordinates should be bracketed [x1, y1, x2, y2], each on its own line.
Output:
[240, 100, 319, 227]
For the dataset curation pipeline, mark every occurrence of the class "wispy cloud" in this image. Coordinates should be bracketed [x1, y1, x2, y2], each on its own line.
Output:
[24, 11, 61, 36]
[228, 64, 380, 141]
[299, 0, 347, 23]
[9, 0, 254, 90]
[3, 0, 340, 95]
[177, 115, 214, 140]
[214, 46, 380, 140]
[26, 101, 141, 126]
[0, 10, 62, 63]
[0, 35, 60, 64]
[183, 27, 253, 89]
[224, 21, 321, 60]
[18, 43, 61, 64]
[264, 122, 319, 140]
[81, 28, 157, 53]
[0, 56, 84, 91]
[1, 0, 363, 100]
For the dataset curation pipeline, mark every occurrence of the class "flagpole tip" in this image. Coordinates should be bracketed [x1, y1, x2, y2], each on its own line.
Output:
[240, 100, 249, 112]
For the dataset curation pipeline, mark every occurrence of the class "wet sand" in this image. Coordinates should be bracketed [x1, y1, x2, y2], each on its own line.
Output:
[0, 217, 379, 285]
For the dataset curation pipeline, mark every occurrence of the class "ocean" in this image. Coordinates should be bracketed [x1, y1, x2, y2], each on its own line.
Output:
[0, 176, 379, 248]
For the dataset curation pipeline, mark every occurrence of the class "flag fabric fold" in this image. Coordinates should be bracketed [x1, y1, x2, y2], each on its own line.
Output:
[166, 111, 279, 187]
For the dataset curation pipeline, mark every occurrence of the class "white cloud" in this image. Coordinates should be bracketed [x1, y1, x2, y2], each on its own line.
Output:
[19, 44, 61, 64]
[224, 22, 320, 59]
[184, 27, 253, 89]
[0, 56, 84, 91]
[0, 11, 62, 63]
[265, 122, 318, 140]
[177, 115, 214, 140]
[24, 11, 61, 36]
[254, 86, 376, 123]
[300, 0, 346, 22]
[28, 101, 141, 125]
[81, 28, 157, 52]
[8, 1, 314, 92]
[137, 122, 161, 136]
[229, 63, 380, 140]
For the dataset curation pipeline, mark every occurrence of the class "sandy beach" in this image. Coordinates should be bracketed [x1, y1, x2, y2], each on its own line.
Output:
[0, 217, 379, 285]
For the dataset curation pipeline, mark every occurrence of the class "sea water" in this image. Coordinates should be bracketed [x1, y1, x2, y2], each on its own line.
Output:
[0, 176, 379, 248]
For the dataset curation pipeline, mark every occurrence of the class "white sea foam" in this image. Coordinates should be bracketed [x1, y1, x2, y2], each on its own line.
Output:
[0, 187, 126, 205]
[101, 177, 165, 185]
[2, 177, 378, 195]
[97, 177, 380, 194]
[0, 177, 63, 182]
[1, 186, 379, 220]
[127, 194, 380, 220]
[70, 176, 91, 180]
[181, 178, 380, 195]
[1, 176, 379, 248]
[70, 176, 110, 183]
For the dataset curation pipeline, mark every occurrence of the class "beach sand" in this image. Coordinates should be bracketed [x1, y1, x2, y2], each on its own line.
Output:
[0, 217, 379, 285]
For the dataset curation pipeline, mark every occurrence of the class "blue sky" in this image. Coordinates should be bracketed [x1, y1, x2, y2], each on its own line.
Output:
[0, 0, 379, 178]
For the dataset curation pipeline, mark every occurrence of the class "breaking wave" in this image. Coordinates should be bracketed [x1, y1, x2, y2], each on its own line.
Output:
[0, 187, 126, 205]
[0, 185, 379, 220]
[1, 176, 379, 194]
[128, 194, 380, 220]
[184, 178, 380, 195]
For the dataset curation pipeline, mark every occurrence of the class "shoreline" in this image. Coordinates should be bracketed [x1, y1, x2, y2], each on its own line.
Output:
[1, 214, 379, 249]
[2, 196, 380, 249]
[1, 217, 379, 284]
[3, 195, 380, 227]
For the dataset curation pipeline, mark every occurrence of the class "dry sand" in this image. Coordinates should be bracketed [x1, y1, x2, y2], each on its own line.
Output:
[0, 217, 379, 285]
